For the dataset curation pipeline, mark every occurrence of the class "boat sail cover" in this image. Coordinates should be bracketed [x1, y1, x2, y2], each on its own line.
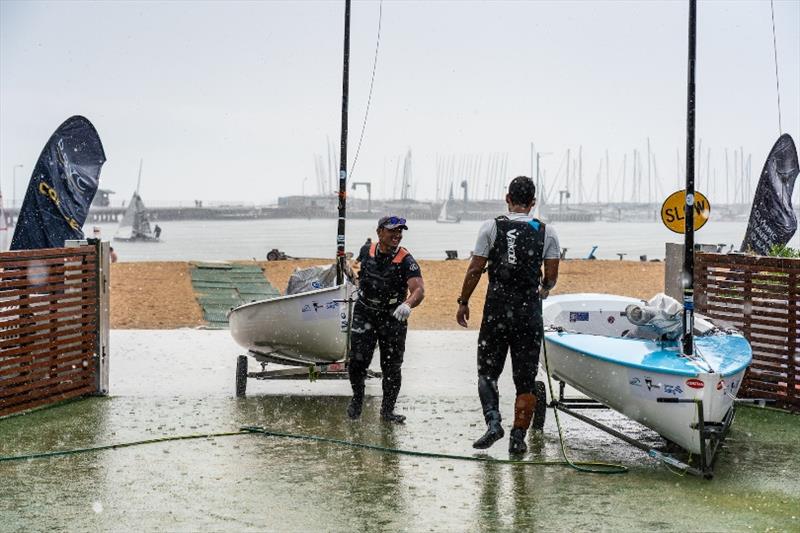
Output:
[115, 192, 155, 240]
[624, 293, 684, 340]
[741, 134, 799, 254]
[11, 116, 105, 250]
[286, 261, 355, 295]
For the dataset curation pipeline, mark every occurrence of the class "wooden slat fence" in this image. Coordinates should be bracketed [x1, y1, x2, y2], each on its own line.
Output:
[0, 245, 99, 417]
[695, 252, 799, 412]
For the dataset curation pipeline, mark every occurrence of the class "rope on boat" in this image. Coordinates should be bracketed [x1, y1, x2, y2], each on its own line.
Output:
[0, 425, 624, 473]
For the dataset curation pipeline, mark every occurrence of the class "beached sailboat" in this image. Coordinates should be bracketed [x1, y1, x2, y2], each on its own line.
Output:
[539, 1, 752, 477]
[229, 0, 357, 373]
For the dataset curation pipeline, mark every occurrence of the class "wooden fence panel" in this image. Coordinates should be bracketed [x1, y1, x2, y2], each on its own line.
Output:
[0, 245, 99, 417]
[695, 253, 799, 412]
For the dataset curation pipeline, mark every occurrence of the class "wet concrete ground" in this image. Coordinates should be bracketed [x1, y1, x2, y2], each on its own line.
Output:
[1, 330, 798, 532]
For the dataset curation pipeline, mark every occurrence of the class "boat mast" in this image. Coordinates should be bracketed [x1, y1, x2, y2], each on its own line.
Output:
[136, 158, 143, 195]
[336, 0, 351, 285]
[682, 0, 697, 356]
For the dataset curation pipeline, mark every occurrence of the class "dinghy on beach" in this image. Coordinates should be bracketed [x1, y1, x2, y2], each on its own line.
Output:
[542, 293, 752, 455]
[228, 282, 356, 365]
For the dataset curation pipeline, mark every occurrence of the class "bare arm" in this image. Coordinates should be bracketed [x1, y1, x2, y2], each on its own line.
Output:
[456, 255, 488, 327]
[540, 258, 559, 299]
[405, 276, 425, 308]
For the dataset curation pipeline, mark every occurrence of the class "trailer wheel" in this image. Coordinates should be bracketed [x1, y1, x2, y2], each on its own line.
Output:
[267, 250, 279, 261]
[236, 355, 248, 397]
[533, 380, 547, 430]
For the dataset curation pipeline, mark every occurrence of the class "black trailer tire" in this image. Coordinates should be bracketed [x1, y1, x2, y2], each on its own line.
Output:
[267, 250, 279, 261]
[533, 380, 547, 430]
[236, 355, 248, 397]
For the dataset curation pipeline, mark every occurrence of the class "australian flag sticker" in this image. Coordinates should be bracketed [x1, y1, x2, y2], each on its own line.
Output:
[569, 312, 589, 322]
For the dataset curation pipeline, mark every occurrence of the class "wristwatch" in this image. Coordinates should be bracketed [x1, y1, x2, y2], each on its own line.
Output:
[457, 297, 469, 305]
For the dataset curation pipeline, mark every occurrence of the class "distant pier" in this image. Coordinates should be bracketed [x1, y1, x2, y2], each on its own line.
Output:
[0, 201, 769, 227]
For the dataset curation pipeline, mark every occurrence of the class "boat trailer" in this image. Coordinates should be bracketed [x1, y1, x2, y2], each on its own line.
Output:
[235, 350, 380, 397]
[548, 379, 766, 479]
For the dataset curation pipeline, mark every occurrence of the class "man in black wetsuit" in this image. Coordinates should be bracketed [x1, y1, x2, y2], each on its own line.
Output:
[347, 215, 425, 424]
[456, 176, 560, 454]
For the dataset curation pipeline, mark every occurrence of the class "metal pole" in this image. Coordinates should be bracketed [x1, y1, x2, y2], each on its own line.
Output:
[682, 0, 697, 356]
[336, 0, 351, 285]
[12, 164, 23, 210]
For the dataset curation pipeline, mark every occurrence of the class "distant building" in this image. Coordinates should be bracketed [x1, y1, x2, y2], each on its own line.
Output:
[92, 189, 115, 208]
[278, 195, 339, 211]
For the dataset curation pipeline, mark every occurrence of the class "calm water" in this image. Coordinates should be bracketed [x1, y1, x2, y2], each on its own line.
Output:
[1, 330, 798, 531]
[87, 218, 755, 262]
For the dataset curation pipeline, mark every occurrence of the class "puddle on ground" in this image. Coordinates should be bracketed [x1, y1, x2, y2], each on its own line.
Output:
[1, 330, 797, 531]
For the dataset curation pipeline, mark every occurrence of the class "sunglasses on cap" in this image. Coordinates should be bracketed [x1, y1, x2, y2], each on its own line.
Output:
[378, 215, 408, 230]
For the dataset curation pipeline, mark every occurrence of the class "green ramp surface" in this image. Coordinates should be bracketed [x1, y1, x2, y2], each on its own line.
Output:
[190, 262, 280, 328]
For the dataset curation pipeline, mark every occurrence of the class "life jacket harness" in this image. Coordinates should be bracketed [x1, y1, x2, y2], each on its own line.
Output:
[358, 244, 410, 310]
[369, 242, 409, 264]
[486, 216, 546, 297]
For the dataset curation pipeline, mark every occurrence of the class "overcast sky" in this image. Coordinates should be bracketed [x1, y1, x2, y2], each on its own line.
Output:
[1, 0, 798, 207]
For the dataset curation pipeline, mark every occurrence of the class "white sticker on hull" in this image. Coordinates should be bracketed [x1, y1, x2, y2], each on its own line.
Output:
[628, 370, 686, 400]
[300, 300, 340, 321]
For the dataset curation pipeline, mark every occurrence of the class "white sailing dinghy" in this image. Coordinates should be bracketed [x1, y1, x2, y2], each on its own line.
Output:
[229, 282, 356, 365]
[539, 1, 753, 478]
[542, 293, 752, 455]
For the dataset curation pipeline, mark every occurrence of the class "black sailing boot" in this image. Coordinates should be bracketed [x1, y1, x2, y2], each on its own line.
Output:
[381, 412, 406, 424]
[347, 382, 365, 420]
[473, 411, 504, 449]
[473, 375, 503, 449]
[508, 428, 527, 454]
[380, 364, 405, 423]
[380, 395, 406, 424]
[508, 393, 536, 455]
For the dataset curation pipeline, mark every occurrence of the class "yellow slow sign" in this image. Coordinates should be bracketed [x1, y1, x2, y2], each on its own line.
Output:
[660, 190, 710, 233]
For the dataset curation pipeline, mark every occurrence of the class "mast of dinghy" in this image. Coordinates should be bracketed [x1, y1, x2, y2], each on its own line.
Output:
[336, 0, 351, 285]
[682, 0, 697, 356]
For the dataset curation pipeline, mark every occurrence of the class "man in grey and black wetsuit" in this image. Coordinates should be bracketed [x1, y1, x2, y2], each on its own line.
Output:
[347, 215, 425, 424]
[456, 176, 560, 454]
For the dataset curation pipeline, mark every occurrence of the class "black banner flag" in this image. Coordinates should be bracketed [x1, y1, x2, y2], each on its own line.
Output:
[741, 134, 799, 255]
[10, 116, 106, 250]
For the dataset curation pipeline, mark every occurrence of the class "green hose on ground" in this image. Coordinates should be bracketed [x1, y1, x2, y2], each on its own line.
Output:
[0, 424, 624, 473]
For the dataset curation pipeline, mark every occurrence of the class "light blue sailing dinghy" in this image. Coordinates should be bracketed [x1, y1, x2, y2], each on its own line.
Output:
[542, 293, 752, 475]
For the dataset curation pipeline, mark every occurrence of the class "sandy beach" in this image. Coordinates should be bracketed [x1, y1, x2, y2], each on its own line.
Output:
[110, 259, 665, 329]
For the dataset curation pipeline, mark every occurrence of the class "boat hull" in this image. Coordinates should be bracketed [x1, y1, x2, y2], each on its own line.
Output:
[543, 293, 751, 454]
[228, 283, 356, 364]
